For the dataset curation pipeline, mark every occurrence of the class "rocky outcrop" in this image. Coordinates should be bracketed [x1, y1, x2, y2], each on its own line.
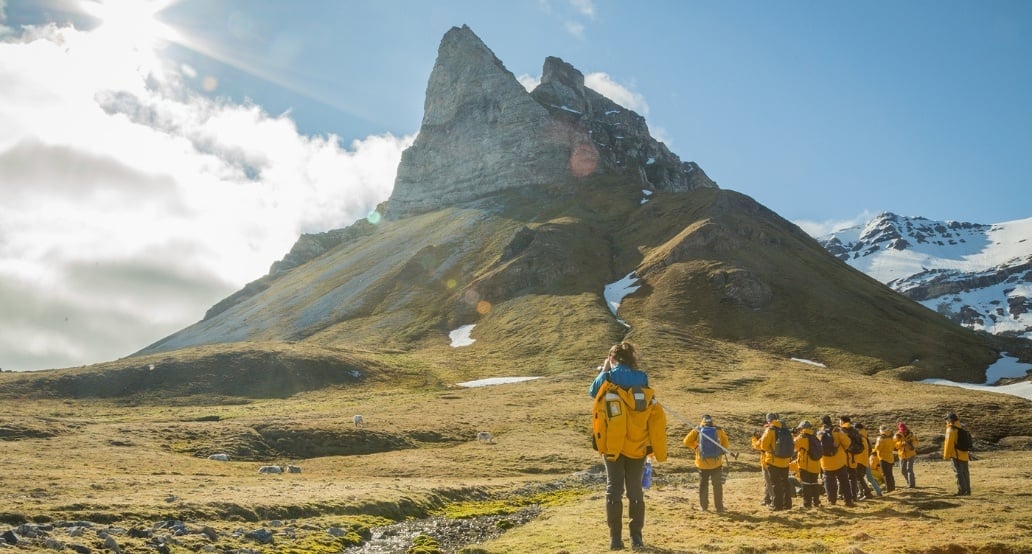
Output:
[386, 25, 715, 218]
[387, 26, 571, 218]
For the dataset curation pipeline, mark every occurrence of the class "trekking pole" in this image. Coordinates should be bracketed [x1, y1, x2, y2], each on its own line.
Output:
[660, 403, 740, 460]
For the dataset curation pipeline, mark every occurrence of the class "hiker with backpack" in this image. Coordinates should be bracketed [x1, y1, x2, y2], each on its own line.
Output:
[792, 420, 823, 508]
[874, 425, 897, 492]
[589, 341, 667, 550]
[895, 422, 919, 488]
[818, 415, 855, 507]
[943, 412, 972, 496]
[838, 416, 872, 501]
[759, 413, 794, 511]
[751, 425, 773, 507]
[682, 414, 730, 512]
[854, 423, 882, 498]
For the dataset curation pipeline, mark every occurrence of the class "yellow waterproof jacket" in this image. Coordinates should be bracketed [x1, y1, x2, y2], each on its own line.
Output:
[794, 429, 821, 474]
[841, 423, 860, 469]
[869, 454, 884, 483]
[943, 422, 970, 462]
[592, 380, 667, 462]
[895, 430, 917, 460]
[683, 426, 729, 469]
[751, 432, 767, 469]
[855, 428, 872, 468]
[759, 420, 792, 469]
[819, 426, 850, 472]
[874, 431, 896, 464]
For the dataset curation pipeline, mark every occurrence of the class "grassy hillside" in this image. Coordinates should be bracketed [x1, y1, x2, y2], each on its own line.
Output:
[135, 177, 1013, 389]
[4, 176, 1029, 551]
[1, 345, 1030, 552]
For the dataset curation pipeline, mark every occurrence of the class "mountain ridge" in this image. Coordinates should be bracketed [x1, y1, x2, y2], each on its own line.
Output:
[819, 212, 1032, 341]
[34, 25, 1026, 397]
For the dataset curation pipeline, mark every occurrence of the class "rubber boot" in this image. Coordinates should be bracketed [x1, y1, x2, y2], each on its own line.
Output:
[606, 499, 623, 550]
[628, 499, 645, 550]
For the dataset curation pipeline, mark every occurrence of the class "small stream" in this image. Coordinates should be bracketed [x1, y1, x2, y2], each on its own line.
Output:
[342, 506, 541, 553]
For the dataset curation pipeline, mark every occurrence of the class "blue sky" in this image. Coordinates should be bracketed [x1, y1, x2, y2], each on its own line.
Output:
[1, 0, 1030, 371]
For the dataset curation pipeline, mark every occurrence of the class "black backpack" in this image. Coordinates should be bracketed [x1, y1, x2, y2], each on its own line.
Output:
[955, 426, 973, 451]
[698, 426, 721, 459]
[818, 428, 837, 456]
[773, 425, 795, 458]
[806, 434, 823, 461]
[843, 426, 865, 455]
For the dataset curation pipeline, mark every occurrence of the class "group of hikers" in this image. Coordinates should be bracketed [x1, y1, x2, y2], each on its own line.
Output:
[590, 341, 974, 551]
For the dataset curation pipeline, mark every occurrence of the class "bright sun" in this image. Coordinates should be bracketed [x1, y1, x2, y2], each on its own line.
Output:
[79, 0, 179, 50]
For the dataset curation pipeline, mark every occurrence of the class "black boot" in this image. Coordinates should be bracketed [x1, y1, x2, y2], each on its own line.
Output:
[628, 499, 645, 550]
[606, 499, 623, 550]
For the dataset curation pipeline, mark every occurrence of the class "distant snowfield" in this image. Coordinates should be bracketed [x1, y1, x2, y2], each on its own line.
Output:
[456, 377, 542, 388]
[449, 324, 476, 347]
[921, 355, 1032, 401]
[604, 272, 640, 327]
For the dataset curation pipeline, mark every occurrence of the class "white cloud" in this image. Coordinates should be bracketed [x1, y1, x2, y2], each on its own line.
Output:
[517, 73, 541, 93]
[569, 0, 596, 18]
[585, 72, 650, 115]
[565, 21, 585, 40]
[0, 22, 411, 371]
[793, 211, 874, 238]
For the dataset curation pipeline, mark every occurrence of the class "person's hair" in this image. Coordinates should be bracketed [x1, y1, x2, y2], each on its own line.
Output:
[608, 341, 639, 368]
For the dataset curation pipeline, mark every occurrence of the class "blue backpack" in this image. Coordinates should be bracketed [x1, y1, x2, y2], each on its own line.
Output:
[699, 426, 721, 459]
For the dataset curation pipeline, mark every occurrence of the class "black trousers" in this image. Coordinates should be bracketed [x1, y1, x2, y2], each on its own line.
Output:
[768, 465, 791, 509]
[823, 466, 853, 504]
[951, 458, 971, 495]
[698, 467, 724, 510]
[880, 460, 896, 491]
[799, 469, 822, 507]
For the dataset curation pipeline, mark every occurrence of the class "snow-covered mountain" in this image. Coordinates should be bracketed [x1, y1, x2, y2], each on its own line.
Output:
[819, 213, 1032, 340]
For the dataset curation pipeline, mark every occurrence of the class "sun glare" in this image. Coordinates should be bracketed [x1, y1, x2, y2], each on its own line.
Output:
[79, 0, 180, 50]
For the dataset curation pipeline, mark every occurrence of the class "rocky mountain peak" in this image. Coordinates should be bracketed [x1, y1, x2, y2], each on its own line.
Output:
[820, 213, 1032, 341]
[386, 25, 715, 218]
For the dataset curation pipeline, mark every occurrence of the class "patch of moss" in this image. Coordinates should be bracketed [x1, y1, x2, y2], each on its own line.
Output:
[407, 533, 442, 554]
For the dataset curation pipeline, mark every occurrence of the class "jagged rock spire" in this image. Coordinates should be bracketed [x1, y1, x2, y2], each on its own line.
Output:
[386, 25, 715, 218]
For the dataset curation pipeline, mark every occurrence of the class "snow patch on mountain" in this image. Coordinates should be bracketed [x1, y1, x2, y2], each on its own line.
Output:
[819, 213, 1032, 341]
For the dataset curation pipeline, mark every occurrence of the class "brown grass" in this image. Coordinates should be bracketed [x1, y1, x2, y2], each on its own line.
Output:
[1, 344, 1030, 552]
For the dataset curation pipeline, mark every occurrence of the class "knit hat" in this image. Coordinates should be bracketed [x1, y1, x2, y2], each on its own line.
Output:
[898, 422, 909, 433]
[766, 412, 778, 423]
[945, 412, 958, 422]
[797, 420, 812, 430]
[701, 414, 713, 426]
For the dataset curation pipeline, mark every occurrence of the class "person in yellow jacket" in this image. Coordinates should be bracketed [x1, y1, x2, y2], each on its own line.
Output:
[895, 422, 918, 488]
[869, 452, 884, 488]
[589, 341, 666, 551]
[943, 412, 971, 496]
[818, 415, 855, 507]
[874, 425, 897, 492]
[751, 425, 772, 507]
[793, 420, 822, 508]
[855, 423, 881, 498]
[683, 414, 730, 512]
[759, 413, 793, 511]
